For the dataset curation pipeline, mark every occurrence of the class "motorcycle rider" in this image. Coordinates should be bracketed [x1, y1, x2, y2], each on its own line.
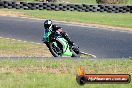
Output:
[42, 20, 75, 48]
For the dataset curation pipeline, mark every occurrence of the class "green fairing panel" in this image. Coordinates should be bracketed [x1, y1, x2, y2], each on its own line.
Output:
[45, 31, 51, 42]
[57, 37, 72, 57]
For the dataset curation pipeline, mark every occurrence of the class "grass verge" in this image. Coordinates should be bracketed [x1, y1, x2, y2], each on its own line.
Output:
[65, 0, 132, 4]
[0, 9, 132, 29]
[16, 0, 132, 4]
[0, 37, 51, 57]
[0, 58, 132, 88]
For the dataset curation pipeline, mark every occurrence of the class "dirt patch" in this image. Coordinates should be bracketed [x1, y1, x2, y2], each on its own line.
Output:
[0, 66, 69, 74]
[79, 23, 132, 31]
[54, 20, 132, 31]
[0, 10, 26, 17]
[0, 48, 52, 57]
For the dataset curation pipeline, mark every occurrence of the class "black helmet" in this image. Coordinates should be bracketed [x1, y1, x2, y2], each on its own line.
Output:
[44, 20, 52, 30]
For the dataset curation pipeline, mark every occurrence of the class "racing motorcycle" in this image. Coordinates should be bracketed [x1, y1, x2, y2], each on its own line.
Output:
[45, 31, 80, 57]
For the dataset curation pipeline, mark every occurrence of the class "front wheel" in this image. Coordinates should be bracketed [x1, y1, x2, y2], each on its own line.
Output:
[48, 41, 63, 57]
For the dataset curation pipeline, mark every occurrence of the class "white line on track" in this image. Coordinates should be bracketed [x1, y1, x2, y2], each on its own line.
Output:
[0, 36, 42, 45]
[17, 40, 22, 42]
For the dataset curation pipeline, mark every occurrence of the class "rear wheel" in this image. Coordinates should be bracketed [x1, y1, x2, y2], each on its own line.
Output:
[71, 46, 80, 57]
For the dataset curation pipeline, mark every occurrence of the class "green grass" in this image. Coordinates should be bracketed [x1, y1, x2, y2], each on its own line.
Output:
[12, 9, 132, 28]
[16, 0, 96, 3]
[0, 37, 51, 57]
[0, 59, 132, 88]
[65, 0, 96, 4]
[64, 0, 132, 4]
[127, 0, 132, 4]
[65, 0, 132, 4]
[16, 0, 132, 4]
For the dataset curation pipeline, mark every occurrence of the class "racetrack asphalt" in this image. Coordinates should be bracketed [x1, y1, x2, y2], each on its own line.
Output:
[0, 16, 132, 58]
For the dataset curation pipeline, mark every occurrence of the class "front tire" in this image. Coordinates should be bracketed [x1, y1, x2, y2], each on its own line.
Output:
[48, 41, 63, 57]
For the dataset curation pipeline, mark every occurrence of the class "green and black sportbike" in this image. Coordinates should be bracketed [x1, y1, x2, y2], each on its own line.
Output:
[45, 31, 80, 57]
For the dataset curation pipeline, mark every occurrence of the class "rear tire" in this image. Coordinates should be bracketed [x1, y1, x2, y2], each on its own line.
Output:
[71, 47, 80, 57]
